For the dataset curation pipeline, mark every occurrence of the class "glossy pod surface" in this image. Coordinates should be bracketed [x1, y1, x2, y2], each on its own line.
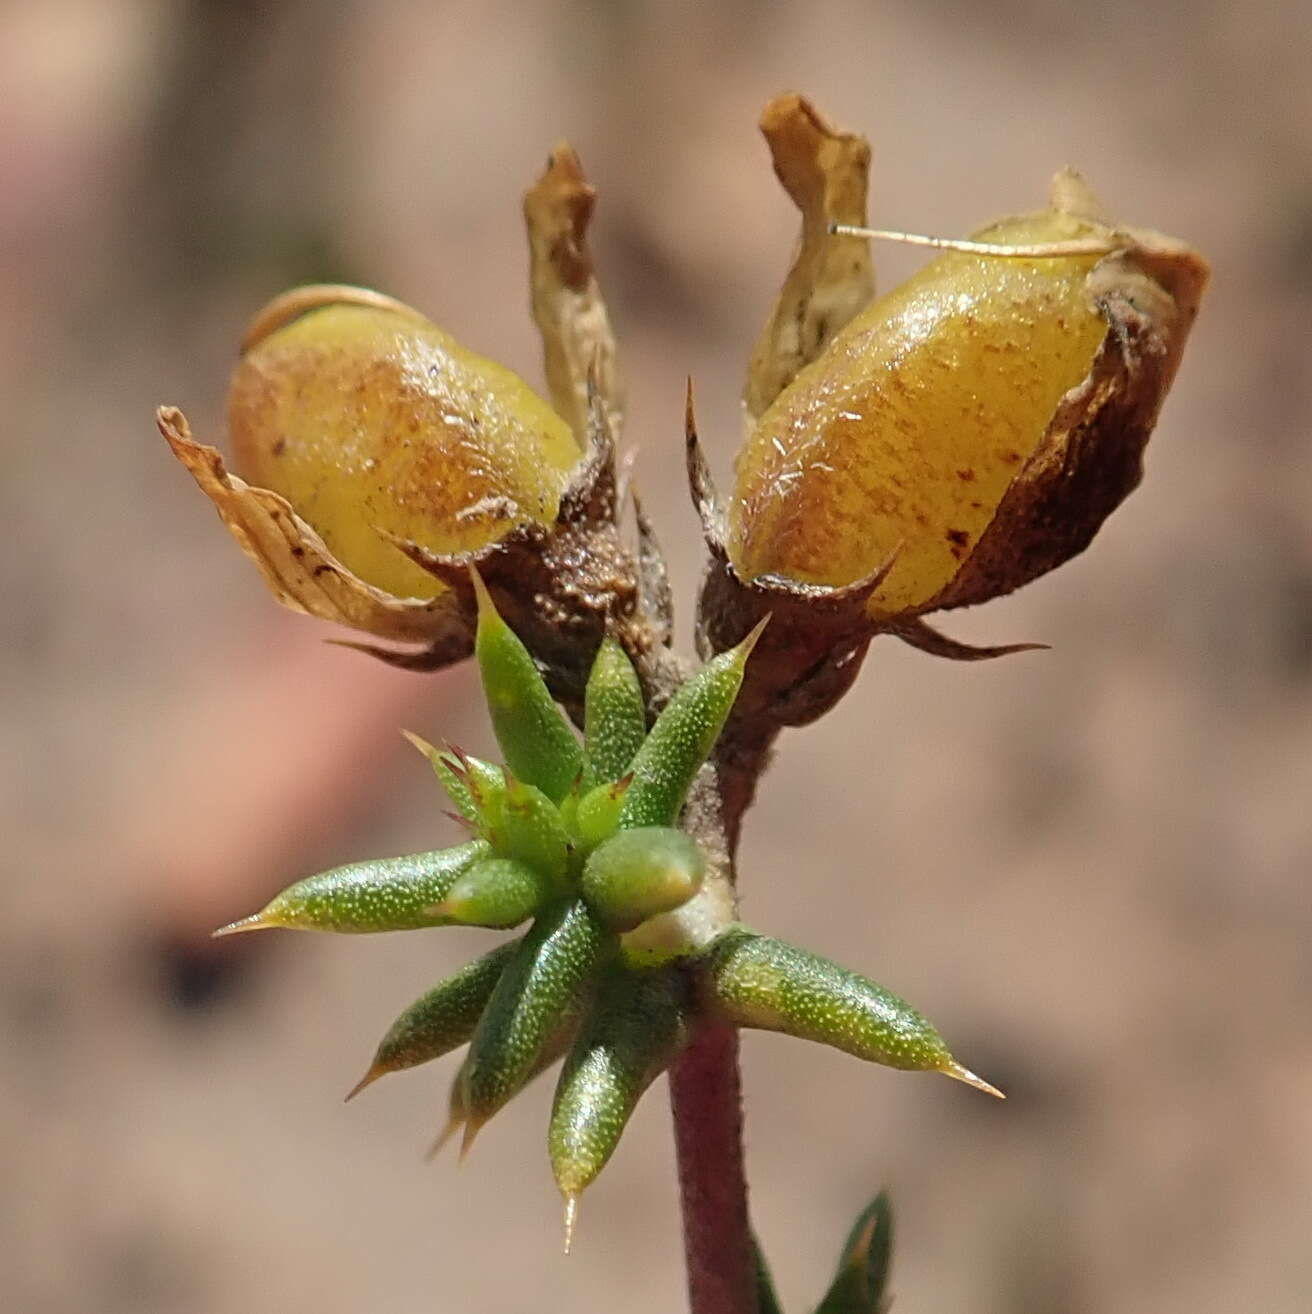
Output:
[729, 212, 1108, 618]
[229, 299, 580, 598]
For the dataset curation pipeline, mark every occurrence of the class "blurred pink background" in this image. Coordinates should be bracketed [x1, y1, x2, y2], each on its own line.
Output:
[3, 2, 1310, 1312]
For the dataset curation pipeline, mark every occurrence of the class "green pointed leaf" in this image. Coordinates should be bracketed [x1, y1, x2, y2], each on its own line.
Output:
[347, 940, 520, 1098]
[214, 841, 491, 935]
[580, 826, 705, 931]
[503, 776, 571, 885]
[700, 930, 1000, 1096]
[432, 1005, 581, 1159]
[549, 961, 691, 1210]
[473, 570, 583, 802]
[461, 898, 608, 1139]
[619, 622, 763, 828]
[582, 637, 647, 790]
[815, 1193, 894, 1314]
[438, 856, 551, 928]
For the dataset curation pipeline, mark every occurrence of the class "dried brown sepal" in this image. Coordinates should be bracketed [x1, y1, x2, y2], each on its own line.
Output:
[524, 145, 624, 444]
[697, 547, 897, 727]
[557, 362, 620, 528]
[382, 519, 642, 712]
[886, 617, 1048, 662]
[157, 407, 473, 658]
[744, 93, 875, 421]
[684, 381, 726, 549]
[633, 493, 674, 648]
[927, 220, 1209, 613]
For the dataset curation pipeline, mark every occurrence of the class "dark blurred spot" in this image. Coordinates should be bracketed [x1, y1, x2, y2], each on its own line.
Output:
[150, 932, 266, 1015]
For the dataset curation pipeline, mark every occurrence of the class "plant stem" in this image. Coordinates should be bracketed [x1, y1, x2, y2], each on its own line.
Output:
[669, 1024, 757, 1314]
[628, 638, 774, 1314]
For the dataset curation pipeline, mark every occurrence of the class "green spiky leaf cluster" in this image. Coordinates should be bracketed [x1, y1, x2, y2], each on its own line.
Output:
[217, 575, 998, 1243]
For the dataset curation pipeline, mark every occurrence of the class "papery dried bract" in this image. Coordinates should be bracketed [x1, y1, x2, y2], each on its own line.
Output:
[159, 408, 473, 650]
[524, 146, 624, 443]
[745, 93, 875, 421]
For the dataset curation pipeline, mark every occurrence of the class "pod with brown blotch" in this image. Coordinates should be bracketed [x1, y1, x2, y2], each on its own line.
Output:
[433, 856, 553, 930]
[580, 827, 706, 932]
[473, 570, 584, 804]
[699, 929, 1002, 1096]
[548, 961, 693, 1246]
[729, 175, 1208, 624]
[346, 939, 520, 1100]
[213, 840, 491, 936]
[461, 898, 609, 1145]
[502, 776, 571, 886]
[581, 637, 647, 791]
[618, 621, 766, 829]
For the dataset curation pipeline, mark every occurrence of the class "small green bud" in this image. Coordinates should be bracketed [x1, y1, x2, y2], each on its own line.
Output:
[549, 962, 691, 1247]
[581, 637, 647, 790]
[473, 569, 583, 802]
[580, 827, 705, 931]
[619, 620, 765, 828]
[436, 856, 551, 929]
[700, 929, 1001, 1095]
[213, 840, 491, 936]
[573, 777, 631, 853]
[502, 775, 571, 885]
[461, 898, 608, 1144]
[346, 940, 520, 1099]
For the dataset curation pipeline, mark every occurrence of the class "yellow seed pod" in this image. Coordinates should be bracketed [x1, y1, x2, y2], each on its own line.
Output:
[728, 177, 1207, 622]
[229, 287, 581, 599]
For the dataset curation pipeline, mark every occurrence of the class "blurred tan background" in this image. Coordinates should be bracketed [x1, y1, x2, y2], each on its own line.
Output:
[3, 1, 1309, 1311]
